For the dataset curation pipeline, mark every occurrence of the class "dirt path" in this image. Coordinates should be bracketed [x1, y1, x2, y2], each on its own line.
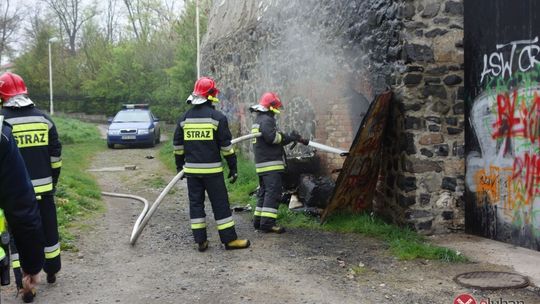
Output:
[3, 144, 539, 304]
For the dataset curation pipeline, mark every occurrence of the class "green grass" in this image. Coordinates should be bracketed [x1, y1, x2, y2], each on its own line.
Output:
[279, 210, 467, 262]
[53, 116, 104, 250]
[157, 129, 464, 262]
[158, 136, 176, 172]
[143, 176, 167, 188]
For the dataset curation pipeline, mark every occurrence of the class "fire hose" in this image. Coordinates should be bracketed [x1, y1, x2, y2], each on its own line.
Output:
[104, 132, 349, 245]
[127, 132, 262, 245]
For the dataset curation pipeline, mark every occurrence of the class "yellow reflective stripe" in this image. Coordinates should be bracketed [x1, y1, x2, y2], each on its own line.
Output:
[0, 210, 5, 232]
[12, 123, 48, 132]
[12, 260, 20, 268]
[252, 128, 260, 143]
[51, 160, 62, 168]
[34, 183, 53, 194]
[183, 123, 218, 130]
[45, 247, 61, 259]
[12, 123, 49, 148]
[0, 248, 5, 261]
[221, 148, 235, 156]
[174, 150, 185, 155]
[191, 223, 207, 229]
[217, 221, 235, 230]
[254, 210, 262, 216]
[256, 165, 285, 173]
[261, 212, 278, 219]
[184, 167, 223, 174]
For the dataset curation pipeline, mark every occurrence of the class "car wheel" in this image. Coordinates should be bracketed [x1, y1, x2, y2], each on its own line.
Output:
[107, 142, 114, 149]
[156, 131, 161, 144]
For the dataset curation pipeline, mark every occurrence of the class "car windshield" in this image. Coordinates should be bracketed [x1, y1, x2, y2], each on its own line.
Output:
[113, 110, 151, 123]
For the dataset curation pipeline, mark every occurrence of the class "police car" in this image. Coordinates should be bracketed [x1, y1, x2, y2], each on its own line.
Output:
[106, 104, 161, 148]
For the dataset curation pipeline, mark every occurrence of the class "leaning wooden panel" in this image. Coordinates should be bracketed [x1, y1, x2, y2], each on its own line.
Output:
[322, 91, 392, 221]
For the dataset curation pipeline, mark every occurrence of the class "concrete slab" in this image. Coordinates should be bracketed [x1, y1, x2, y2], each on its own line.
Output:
[431, 233, 540, 287]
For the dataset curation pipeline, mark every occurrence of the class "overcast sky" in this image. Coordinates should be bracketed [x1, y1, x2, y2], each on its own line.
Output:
[3, 0, 185, 64]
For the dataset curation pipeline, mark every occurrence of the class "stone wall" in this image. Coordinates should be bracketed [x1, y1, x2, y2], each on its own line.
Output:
[201, 0, 465, 234]
[380, 0, 465, 233]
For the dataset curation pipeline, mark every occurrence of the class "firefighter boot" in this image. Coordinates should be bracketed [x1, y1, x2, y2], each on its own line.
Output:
[47, 273, 56, 284]
[263, 226, 286, 234]
[14, 267, 23, 290]
[22, 288, 36, 303]
[198, 240, 209, 252]
[225, 239, 251, 250]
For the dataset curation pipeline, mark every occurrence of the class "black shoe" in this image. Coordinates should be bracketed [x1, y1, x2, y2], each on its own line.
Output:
[47, 273, 56, 284]
[22, 289, 36, 303]
[198, 240, 209, 252]
[262, 226, 286, 234]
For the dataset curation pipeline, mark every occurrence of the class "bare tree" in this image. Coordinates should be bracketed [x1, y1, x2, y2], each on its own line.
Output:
[0, 0, 22, 64]
[105, 0, 119, 43]
[122, 0, 142, 41]
[122, 0, 182, 42]
[42, 0, 97, 54]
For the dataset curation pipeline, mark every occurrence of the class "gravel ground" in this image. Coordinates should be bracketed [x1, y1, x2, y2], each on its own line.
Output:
[2, 143, 539, 304]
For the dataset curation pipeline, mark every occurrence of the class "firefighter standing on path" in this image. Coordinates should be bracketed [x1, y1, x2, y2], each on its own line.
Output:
[0, 115, 45, 303]
[0, 72, 62, 288]
[250, 92, 307, 233]
[173, 77, 250, 251]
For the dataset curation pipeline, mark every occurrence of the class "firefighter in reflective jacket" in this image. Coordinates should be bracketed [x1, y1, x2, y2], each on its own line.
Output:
[250, 92, 307, 233]
[173, 77, 250, 251]
[1, 116, 45, 303]
[0, 72, 62, 287]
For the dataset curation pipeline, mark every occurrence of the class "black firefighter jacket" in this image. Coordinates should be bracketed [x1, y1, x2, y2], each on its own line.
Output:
[1, 106, 62, 196]
[0, 119, 45, 275]
[173, 102, 237, 176]
[251, 112, 294, 175]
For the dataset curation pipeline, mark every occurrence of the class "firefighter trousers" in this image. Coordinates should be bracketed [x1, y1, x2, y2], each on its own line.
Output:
[11, 195, 61, 280]
[187, 174, 237, 244]
[254, 172, 282, 230]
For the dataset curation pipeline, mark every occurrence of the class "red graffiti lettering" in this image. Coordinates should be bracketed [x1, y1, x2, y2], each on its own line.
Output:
[492, 91, 540, 143]
[492, 91, 521, 139]
[521, 93, 540, 143]
[512, 152, 540, 201]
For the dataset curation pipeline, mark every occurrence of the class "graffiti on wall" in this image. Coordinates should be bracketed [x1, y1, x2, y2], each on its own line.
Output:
[321, 91, 392, 221]
[465, 32, 540, 249]
[467, 85, 540, 231]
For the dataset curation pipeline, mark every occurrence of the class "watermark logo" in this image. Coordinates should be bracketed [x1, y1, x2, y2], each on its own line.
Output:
[455, 294, 477, 304]
[454, 294, 526, 304]
[479, 298, 525, 304]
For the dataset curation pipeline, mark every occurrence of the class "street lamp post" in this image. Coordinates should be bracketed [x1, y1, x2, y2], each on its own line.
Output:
[196, 0, 200, 78]
[48, 37, 59, 115]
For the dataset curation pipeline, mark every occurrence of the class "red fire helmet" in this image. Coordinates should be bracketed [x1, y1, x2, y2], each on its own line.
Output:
[193, 77, 220, 98]
[259, 92, 283, 110]
[0, 72, 27, 102]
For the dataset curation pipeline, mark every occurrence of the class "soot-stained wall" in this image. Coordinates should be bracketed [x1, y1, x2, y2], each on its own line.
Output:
[201, 0, 401, 172]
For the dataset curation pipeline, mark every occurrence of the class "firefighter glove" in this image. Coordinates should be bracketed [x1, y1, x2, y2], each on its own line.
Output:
[290, 130, 308, 145]
[228, 170, 238, 184]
